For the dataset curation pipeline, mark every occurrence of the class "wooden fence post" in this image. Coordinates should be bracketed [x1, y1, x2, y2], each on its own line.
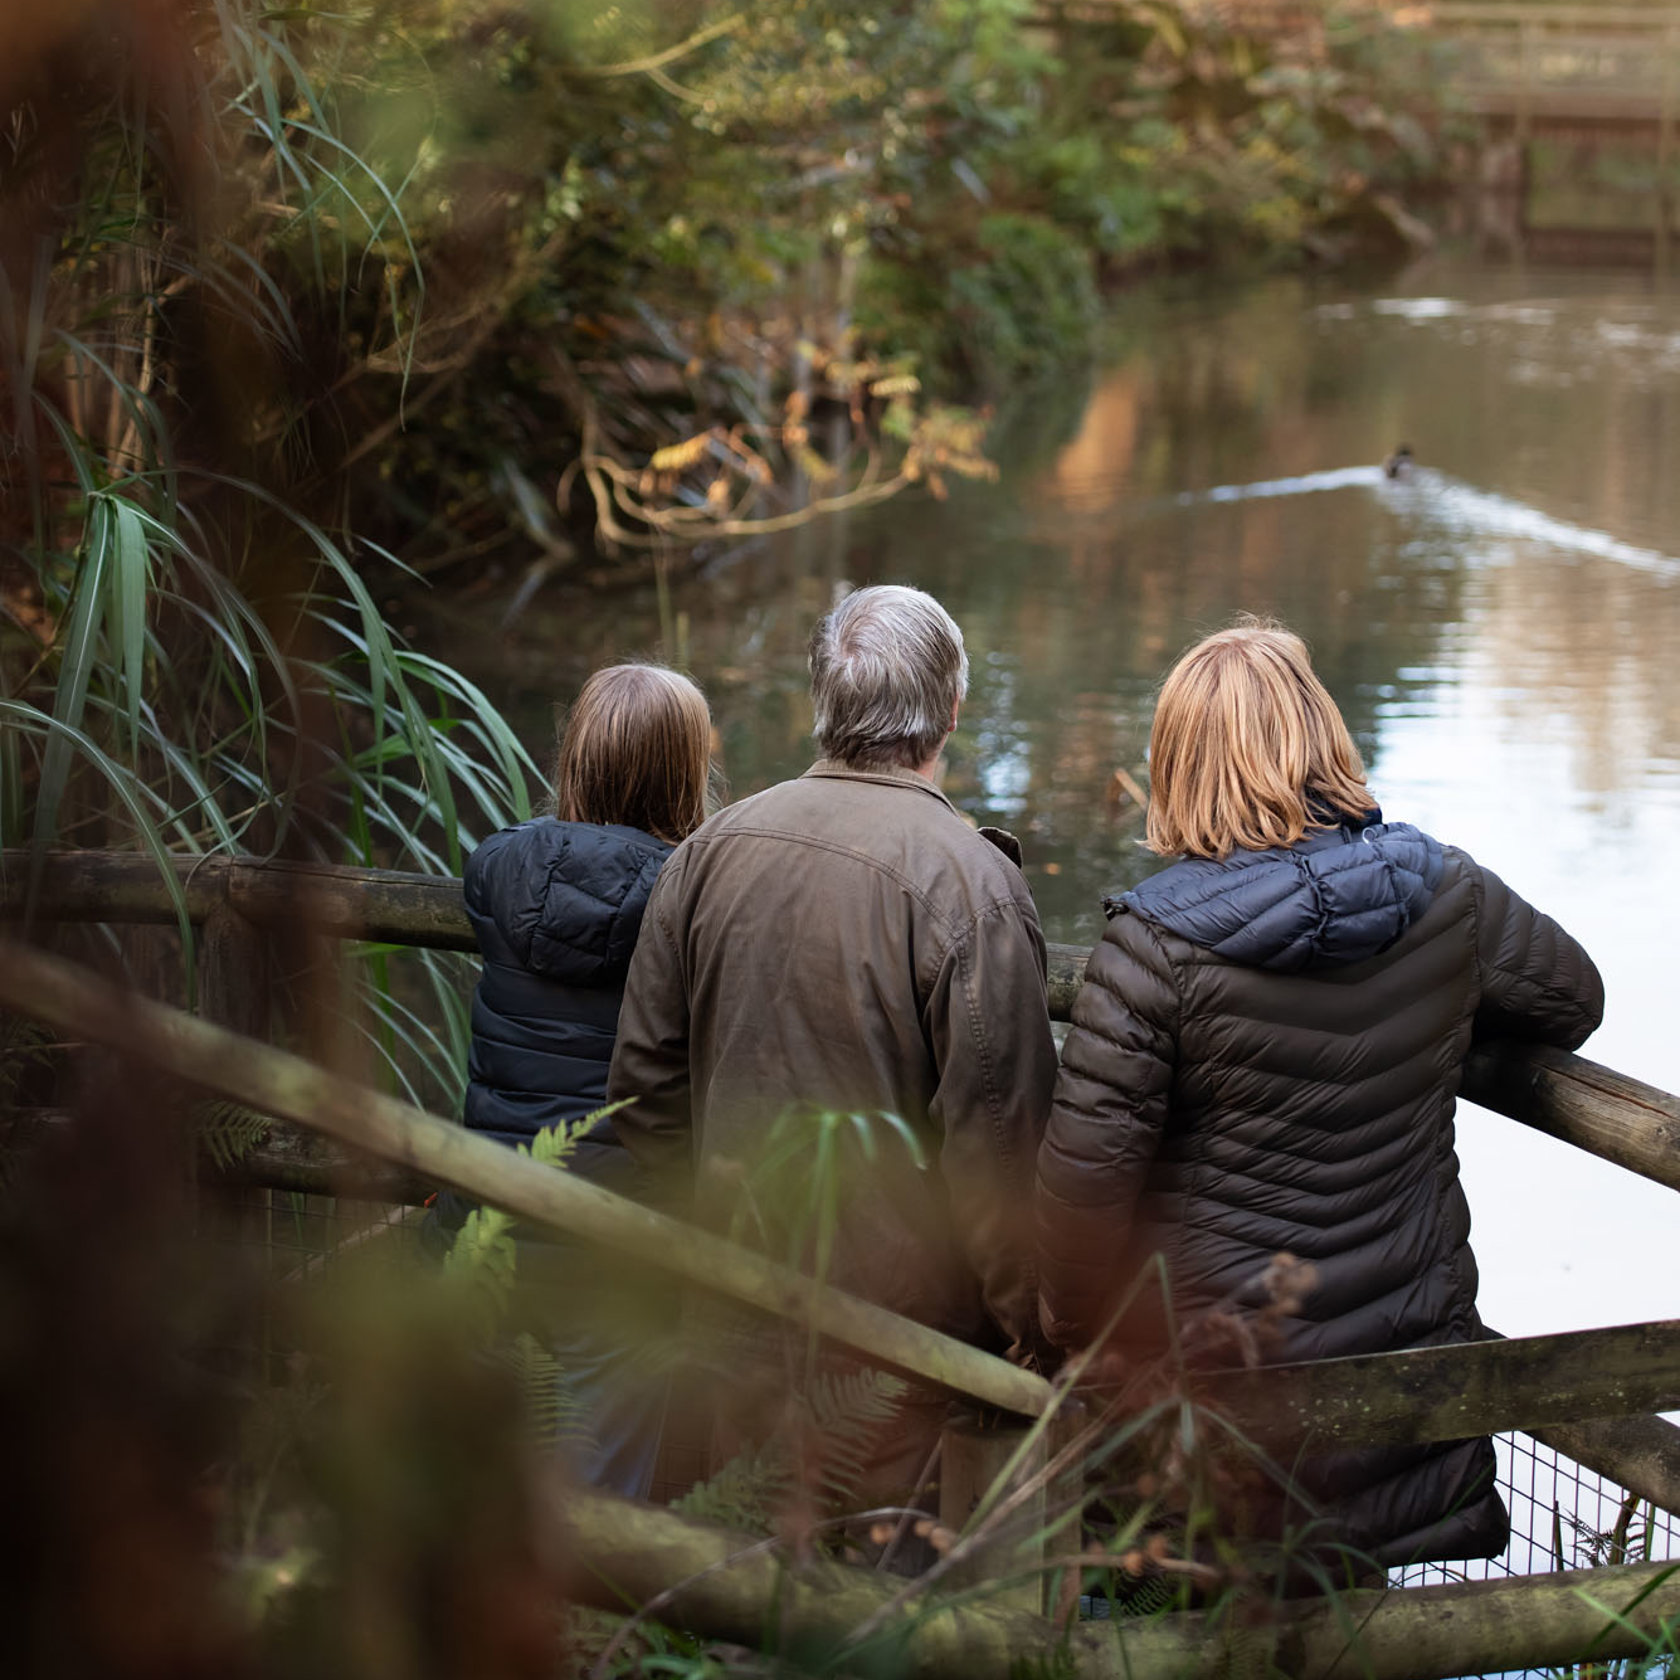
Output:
[197, 903, 268, 1041]
[938, 1417, 1048, 1614]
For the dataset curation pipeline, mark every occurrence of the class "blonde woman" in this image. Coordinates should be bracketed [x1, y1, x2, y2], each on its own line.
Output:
[1037, 620, 1603, 1570]
[449, 663, 712, 1498]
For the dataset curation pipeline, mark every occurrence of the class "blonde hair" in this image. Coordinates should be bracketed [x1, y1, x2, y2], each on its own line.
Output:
[552, 664, 712, 845]
[1145, 620, 1372, 859]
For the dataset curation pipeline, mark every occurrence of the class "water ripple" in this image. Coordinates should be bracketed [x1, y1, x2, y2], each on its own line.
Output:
[1175, 467, 1680, 579]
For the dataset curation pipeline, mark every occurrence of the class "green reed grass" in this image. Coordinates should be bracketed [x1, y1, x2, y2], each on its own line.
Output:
[2, 0, 537, 1101]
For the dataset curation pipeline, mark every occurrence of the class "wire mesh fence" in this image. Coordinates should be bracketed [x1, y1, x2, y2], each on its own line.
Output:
[1393, 1431, 1680, 1677]
[215, 1186, 429, 1280]
[1394, 1431, 1680, 1589]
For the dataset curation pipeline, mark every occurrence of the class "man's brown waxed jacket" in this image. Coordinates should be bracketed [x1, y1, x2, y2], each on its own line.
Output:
[606, 761, 1059, 1360]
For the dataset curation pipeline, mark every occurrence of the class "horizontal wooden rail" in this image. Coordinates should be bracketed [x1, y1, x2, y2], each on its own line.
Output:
[1531, 1414, 1680, 1518]
[1429, 4, 1680, 28]
[568, 1488, 1680, 1680]
[0, 849, 479, 952]
[4, 937, 1680, 1470]
[6, 850, 1676, 1196]
[1202, 1319, 1680, 1452]
[1460, 1043, 1680, 1193]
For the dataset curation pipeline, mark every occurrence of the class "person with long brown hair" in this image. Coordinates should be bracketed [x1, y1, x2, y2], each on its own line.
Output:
[1036, 619, 1604, 1572]
[445, 662, 712, 1498]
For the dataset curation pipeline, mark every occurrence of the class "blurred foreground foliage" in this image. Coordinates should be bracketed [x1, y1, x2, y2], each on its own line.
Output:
[0, 1048, 1374, 1680]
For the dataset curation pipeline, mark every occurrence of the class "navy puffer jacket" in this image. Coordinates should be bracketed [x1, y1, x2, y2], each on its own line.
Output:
[1037, 811, 1604, 1567]
[463, 817, 671, 1192]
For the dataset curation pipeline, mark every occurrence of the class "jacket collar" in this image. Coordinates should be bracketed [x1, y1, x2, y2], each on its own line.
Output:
[801, 758, 958, 813]
[1119, 815, 1444, 974]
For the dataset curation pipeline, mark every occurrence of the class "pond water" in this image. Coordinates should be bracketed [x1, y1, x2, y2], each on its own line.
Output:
[423, 255, 1680, 1342]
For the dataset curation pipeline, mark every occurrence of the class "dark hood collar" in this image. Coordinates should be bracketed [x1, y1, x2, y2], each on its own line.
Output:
[464, 817, 671, 985]
[1116, 811, 1445, 974]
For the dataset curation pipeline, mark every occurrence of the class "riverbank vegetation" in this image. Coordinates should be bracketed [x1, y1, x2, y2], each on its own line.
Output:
[0, 0, 1455, 1084]
[3, 0, 1453, 623]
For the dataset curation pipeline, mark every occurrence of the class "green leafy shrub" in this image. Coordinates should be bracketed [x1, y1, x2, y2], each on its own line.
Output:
[858, 213, 1098, 396]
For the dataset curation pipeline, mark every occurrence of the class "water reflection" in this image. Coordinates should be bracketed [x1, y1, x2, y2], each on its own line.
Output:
[425, 256, 1680, 1334]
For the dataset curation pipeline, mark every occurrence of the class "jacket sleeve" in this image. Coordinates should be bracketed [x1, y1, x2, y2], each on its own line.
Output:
[1462, 852, 1605, 1050]
[924, 890, 1059, 1364]
[1035, 910, 1179, 1354]
[606, 862, 697, 1212]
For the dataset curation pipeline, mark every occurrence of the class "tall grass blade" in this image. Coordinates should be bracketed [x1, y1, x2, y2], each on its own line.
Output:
[2, 702, 194, 970]
[32, 515, 111, 859]
[109, 496, 152, 756]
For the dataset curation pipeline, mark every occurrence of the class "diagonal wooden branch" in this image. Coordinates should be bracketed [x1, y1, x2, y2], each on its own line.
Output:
[579, 15, 745, 79]
[0, 938, 1052, 1419]
[3, 933, 1680, 1479]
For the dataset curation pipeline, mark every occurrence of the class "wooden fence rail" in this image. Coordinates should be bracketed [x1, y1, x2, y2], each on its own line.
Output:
[563, 1488, 1680, 1680]
[1417, 2, 1680, 147]
[5, 850, 1677, 1195]
[1, 930, 1678, 1465]
[5, 870, 1680, 1671]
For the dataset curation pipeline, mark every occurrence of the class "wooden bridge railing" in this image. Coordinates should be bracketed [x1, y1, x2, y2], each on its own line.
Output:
[1411, 3, 1680, 145]
[5, 848, 1676, 1196]
[1035, 1, 1680, 147]
[4, 848, 1680, 1674]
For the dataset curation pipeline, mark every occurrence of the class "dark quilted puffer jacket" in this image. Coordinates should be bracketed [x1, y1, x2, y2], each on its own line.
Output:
[463, 817, 671, 1190]
[1036, 811, 1604, 1567]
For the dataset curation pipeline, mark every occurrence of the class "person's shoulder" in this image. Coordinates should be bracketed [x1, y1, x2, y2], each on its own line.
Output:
[666, 781, 798, 859]
[471, 815, 669, 872]
[894, 801, 1039, 923]
[467, 817, 672, 912]
[464, 816, 556, 895]
[698, 777, 801, 827]
[565, 820, 673, 870]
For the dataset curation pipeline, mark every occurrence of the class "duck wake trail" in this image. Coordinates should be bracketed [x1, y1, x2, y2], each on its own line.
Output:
[1175, 468, 1680, 580]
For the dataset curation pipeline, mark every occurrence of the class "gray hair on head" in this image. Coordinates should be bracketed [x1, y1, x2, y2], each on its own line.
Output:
[808, 584, 970, 770]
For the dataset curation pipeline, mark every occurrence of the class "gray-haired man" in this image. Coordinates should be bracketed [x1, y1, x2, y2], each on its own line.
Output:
[608, 584, 1058, 1499]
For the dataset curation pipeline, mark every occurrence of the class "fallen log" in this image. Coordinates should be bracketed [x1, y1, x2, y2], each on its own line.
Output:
[563, 1486, 1680, 1680]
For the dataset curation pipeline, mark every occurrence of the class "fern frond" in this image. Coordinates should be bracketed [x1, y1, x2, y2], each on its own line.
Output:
[499, 1331, 595, 1455]
[807, 1366, 907, 1509]
[519, 1099, 633, 1171]
[1111, 1572, 1177, 1618]
[443, 1204, 518, 1322]
[0, 1013, 57, 1112]
[672, 1367, 908, 1531]
[196, 1099, 273, 1169]
[808, 1365, 907, 1430]
[438, 1102, 628, 1335]
[672, 1442, 790, 1535]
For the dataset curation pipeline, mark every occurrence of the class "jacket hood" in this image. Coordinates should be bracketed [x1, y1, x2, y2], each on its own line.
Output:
[464, 817, 671, 986]
[1117, 813, 1444, 974]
